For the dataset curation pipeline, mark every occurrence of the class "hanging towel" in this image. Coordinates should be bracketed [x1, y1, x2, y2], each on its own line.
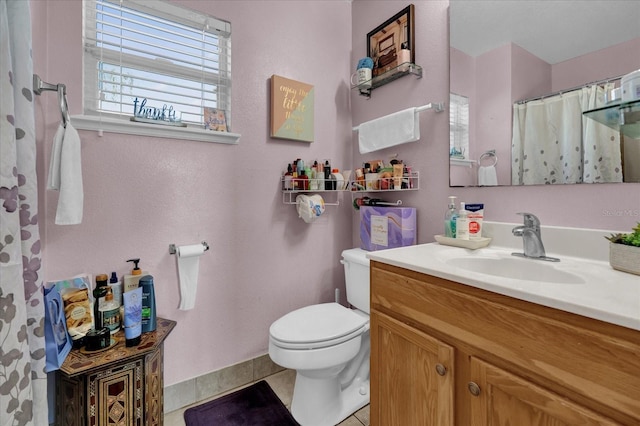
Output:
[50, 123, 83, 225]
[47, 123, 65, 190]
[358, 107, 420, 154]
[478, 165, 498, 186]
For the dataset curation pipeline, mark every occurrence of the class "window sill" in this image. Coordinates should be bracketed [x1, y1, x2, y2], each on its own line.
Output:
[71, 115, 241, 145]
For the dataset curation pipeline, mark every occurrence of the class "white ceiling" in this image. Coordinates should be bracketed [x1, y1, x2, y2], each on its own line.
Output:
[450, 0, 640, 64]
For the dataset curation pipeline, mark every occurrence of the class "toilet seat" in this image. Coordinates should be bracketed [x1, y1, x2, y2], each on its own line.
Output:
[270, 303, 369, 350]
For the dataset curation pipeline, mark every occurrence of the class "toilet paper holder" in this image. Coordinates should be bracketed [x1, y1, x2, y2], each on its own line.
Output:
[169, 241, 209, 255]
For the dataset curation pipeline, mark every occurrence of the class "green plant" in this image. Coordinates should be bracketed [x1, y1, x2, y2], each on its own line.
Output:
[605, 223, 640, 247]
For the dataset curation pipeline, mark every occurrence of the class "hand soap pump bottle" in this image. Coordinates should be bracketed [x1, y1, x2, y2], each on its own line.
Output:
[445, 196, 458, 238]
[124, 258, 145, 293]
[139, 275, 157, 332]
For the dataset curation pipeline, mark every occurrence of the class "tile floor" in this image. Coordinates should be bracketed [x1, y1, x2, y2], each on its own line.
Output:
[164, 368, 370, 426]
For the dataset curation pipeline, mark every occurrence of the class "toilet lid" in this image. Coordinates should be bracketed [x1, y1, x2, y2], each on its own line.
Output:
[270, 303, 368, 347]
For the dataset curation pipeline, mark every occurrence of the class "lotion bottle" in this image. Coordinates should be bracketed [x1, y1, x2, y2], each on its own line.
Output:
[456, 202, 470, 240]
[445, 196, 458, 238]
[139, 275, 157, 332]
[124, 258, 146, 293]
[99, 288, 121, 335]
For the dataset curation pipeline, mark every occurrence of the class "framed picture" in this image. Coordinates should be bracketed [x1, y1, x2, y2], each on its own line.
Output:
[270, 75, 315, 142]
[204, 107, 228, 132]
[367, 4, 415, 77]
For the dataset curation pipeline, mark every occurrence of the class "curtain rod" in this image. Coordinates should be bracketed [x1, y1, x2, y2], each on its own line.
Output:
[516, 74, 623, 105]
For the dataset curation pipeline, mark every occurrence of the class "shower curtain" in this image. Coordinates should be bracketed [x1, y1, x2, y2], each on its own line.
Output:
[0, 1, 47, 425]
[511, 84, 622, 185]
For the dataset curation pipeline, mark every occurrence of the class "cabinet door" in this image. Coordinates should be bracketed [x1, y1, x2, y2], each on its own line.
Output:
[469, 357, 618, 426]
[371, 311, 454, 426]
[89, 359, 144, 426]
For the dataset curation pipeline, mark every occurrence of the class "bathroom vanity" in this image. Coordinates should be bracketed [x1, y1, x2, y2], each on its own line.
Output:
[368, 243, 640, 426]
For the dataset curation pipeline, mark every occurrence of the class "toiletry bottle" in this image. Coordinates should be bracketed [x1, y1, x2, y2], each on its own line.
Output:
[123, 287, 142, 347]
[324, 160, 331, 190]
[456, 202, 470, 240]
[124, 259, 146, 293]
[284, 164, 293, 190]
[139, 275, 157, 333]
[399, 42, 411, 71]
[305, 167, 313, 190]
[99, 288, 121, 335]
[299, 169, 309, 190]
[93, 274, 110, 329]
[109, 271, 122, 305]
[445, 196, 458, 238]
[331, 168, 342, 190]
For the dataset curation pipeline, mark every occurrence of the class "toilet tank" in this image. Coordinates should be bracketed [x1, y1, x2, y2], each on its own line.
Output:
[341, 248, 370, 314]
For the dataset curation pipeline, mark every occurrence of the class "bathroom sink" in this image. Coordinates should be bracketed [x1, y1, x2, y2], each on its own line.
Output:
[444, 256, 586, 284]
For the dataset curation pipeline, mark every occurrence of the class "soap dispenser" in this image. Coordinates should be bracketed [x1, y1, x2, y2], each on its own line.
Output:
[138, 275, 157, 332]
[445, 196, 458, 238]
[124, 258, 146, 293]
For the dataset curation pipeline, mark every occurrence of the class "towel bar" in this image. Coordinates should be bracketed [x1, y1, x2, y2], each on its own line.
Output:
[352, 102, 445, 131]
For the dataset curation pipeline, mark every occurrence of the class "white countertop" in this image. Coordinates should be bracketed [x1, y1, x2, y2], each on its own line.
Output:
[367, 242, 640, 331]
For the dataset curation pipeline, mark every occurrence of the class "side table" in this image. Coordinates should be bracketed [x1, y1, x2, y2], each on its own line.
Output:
[55, 317, 176, 426]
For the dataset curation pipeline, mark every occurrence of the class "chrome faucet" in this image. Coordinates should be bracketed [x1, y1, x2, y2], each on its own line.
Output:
[512, 213, 560, 262]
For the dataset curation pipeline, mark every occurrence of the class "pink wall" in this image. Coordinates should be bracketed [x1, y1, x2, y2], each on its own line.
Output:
[552, 38, 640, 92]
[475, 45, 511, 185]
[351, 1, 638, 242]
[510, 44, 551, 106]
[31, 0, 353, 386]
[31, 0, 639, 390]
[449, 47, 475, 186]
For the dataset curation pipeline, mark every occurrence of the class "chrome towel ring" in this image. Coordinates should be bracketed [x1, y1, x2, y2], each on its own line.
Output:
[478, 150, 497, 167]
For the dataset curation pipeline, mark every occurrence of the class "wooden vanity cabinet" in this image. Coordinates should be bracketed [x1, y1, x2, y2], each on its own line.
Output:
[370, 261, 640, 426]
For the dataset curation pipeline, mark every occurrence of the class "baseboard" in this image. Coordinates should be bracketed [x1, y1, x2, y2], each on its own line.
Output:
[163, 353, 285, 413]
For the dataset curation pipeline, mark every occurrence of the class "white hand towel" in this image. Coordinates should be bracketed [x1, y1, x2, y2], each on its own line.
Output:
[54, 123, 83, 225]
[478, 165, 498, 186]
[47, 123, 65, 190]
[358, 107, 420, 154]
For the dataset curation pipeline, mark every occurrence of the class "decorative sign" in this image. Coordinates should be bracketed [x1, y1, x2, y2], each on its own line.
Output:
[270, 75, 314, 142]
[204, 107, 228, 132]
[130, 97, 186, 127]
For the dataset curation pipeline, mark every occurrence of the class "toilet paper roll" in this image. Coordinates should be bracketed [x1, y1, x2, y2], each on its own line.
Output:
[177, 244, 206, 310]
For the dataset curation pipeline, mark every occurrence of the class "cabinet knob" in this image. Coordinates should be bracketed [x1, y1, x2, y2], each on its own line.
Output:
[467, 382, 481, 397]
[435, 364, 447, 376]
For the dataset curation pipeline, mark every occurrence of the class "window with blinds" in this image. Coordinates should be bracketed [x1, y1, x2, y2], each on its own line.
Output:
[83, 0, 231, 128]
[449, 93, 469, 159]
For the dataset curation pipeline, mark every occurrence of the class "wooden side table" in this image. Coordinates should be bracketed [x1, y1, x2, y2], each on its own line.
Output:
[55, 318, 176, 426]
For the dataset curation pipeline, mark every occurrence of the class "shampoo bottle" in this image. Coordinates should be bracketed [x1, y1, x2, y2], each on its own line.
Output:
[123, 287, 142, 347]
[124, 258, 145, 293]
[139, 275, 157, 332]
[456, 202, 470, 240]
[445, 196, 458, 238]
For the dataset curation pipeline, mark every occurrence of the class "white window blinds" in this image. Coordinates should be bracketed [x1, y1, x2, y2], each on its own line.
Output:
[83, 0, 231, 128]
[449, 93, 469, 159]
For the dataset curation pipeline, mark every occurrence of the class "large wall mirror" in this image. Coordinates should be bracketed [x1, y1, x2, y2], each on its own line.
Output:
[449, 0, 640, 187]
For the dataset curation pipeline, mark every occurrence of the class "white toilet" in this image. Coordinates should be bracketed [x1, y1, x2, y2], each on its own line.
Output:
[269, 248, 370, 426]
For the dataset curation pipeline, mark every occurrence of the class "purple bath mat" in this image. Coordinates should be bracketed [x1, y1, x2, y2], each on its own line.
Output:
[184, 380, 299, 426]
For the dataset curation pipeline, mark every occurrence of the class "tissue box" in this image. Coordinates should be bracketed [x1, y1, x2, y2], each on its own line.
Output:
[360, 206, 417, 251]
